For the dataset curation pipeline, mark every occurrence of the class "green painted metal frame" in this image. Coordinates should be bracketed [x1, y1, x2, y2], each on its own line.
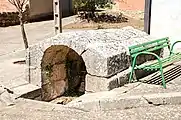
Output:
[129, 38, 181, 89]
[129, 51, 166, 88]
[170, 41, 181, 55]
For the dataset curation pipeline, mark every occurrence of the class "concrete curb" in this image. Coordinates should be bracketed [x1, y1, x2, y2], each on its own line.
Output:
[67, 92, 181, 111]
[62, 15, 78, 27]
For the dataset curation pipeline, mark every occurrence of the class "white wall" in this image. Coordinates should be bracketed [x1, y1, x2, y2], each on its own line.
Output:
[151, 0, 181, 46]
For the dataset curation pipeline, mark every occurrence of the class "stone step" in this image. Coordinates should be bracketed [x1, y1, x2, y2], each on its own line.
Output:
[67, 82, 181, 111]
[12, 83, 40, 98]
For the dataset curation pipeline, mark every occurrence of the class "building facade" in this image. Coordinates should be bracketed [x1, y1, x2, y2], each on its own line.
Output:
[29, 0, 72, 19]
[0, 0, 72, 26]
[0, 0, 16, 12]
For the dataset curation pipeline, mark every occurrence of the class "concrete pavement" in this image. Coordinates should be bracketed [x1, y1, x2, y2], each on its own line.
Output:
[0, 15, 78, 56]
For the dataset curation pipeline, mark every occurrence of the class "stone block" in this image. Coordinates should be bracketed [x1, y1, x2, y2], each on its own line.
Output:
[85, 69, 130, 93]
[85, 75, 110, 93]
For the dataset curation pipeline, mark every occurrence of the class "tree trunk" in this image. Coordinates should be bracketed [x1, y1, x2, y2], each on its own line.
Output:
[19, 12, 29, 49]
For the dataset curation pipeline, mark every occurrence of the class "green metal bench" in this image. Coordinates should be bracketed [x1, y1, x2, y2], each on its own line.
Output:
[129, 37, 181, 88]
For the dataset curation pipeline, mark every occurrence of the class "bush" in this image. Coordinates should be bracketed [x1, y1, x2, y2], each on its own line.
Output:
[73, 0, 113, 13]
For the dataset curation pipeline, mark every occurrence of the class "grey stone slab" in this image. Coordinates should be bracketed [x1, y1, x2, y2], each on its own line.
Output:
[0, 85, 15, 107]
[97, 105, 181, 120]
[0, 98, 96, 120]
[12, 84, 40, 98]
[68, 89, 181, 112]
[85, 68, 130, 93]
[82, 49, 108, 77]
[85, 75, 110, 93]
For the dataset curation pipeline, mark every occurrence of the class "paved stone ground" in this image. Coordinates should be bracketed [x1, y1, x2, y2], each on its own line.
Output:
[0, 98, 181, 120]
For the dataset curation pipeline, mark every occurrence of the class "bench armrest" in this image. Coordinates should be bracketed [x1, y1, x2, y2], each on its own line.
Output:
[129, 51, 163, 83]
[132, 51, 162, 67]
[170, 41, 181, 55]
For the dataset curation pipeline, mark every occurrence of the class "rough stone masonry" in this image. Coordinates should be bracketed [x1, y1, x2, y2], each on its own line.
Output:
[26, 27, 159, 101]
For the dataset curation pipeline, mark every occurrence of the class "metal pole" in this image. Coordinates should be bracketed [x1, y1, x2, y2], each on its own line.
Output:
[54, 0, 62, 34]
[144, 0, 152, 34]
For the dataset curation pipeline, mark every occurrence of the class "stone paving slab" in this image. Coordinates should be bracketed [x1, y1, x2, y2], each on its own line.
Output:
[12, 84, 40, 98]
[0, 98, 181, 120]
[0, 98, 96, 120]
[98, 105, 181, 120]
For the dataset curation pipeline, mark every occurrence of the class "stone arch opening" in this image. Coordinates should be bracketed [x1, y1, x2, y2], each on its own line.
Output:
[41, 45, 87, 101]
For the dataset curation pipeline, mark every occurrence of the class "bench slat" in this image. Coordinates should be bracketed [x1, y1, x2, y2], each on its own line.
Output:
[131, 44, 168, 58]
[135, 53, 181, 70]
[129, 37, 169, 50]
[130, 41, 169, 55]
[129, 37, 169, 58]
[149, 53, 181, 67]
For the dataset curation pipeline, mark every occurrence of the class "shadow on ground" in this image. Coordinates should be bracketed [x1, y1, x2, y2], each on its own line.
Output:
[141, 65, 181, 85]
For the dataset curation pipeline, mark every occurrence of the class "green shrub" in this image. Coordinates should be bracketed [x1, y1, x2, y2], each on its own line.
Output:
[73, 0, 113, 13]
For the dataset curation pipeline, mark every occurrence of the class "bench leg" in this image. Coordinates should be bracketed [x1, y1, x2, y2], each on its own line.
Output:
[159, 67, 166, 89]
[129, 59, 137, 83]
[129, 68, 134, 83]
[129, 66, 137, 83]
